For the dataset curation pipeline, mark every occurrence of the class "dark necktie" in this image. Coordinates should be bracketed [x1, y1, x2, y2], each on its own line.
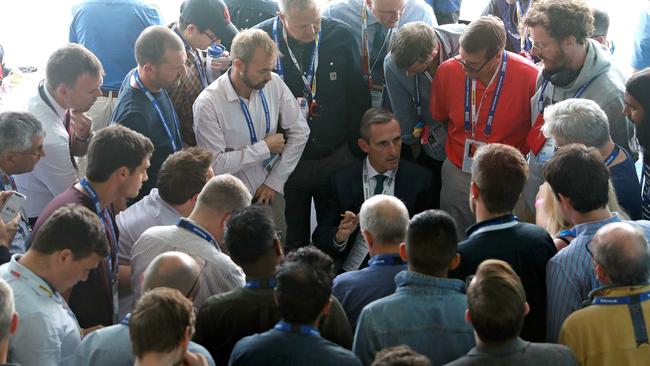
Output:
[642, 149, 650, 220]
[64, 110, 78, 170]
[370, 23, 388, 85]
[374, 174, 387, 195]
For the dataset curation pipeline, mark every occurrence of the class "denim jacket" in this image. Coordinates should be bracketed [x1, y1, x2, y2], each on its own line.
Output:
[353, 271, 475, 365]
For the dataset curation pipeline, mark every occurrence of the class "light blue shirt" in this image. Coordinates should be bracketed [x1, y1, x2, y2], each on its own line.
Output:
[323, 0, 437, 62]
[353, 270, 475, 365]
[74, 317, 215, 366]
[0, 255, 81, 366]
[546, 215, 650, 342]
[383, 23, 463, 152]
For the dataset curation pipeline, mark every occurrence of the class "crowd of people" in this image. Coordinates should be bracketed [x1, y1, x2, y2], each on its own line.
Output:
[0, 0, 649, 365]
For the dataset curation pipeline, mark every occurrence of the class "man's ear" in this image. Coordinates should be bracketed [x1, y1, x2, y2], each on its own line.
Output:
[362, 229, 373, 249]
[399, 242, 408, 262]
[273, 238, 283, 258]
[58, 249, 74, 264]
[523, 301, 530, 316]
[449, 253, 461, 271]
[321, 296, 333, 317]
[233, 58, 245, 72]
[465, 308, 471, 324]
[357, 138, 369, 154]
[470, 181, 480, 200]
[10, 312, 19, 335]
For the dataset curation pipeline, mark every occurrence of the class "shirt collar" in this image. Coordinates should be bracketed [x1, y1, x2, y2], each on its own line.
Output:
[42, 82, 67, 121]
[365, 157, 395, 179]
[8, 254, 57, 298]
[468, 338, 529, 356]
[181, 217, 221, 251]
[465, 214, 518, 238]
[572, 213, 621, 238]
[395, 270, 465, 293]
[224, 68, 263, 103]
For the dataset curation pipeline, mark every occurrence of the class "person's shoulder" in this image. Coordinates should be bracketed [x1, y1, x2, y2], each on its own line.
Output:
[507, 52, 539, 74]
[332, 160, 363, 183]
[522, 342, 578, 364]
[398, 159, 431, 178]
[322, 16, 355, 37]
[318, 338, 362, 365]
[255, 17, 274, 32]
[404, 0, 435, 14]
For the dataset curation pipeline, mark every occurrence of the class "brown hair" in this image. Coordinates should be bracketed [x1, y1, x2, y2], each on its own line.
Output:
[467, 259, 526, 342]
[522, 0, 594, 44]
[390, 22, 438, 69]
[157, 147, 213, 205]
[129, 288, 195, 358]
[471, 144, 528, 214]
[45, 43, 103, 91]
[460, 16, 506, 59]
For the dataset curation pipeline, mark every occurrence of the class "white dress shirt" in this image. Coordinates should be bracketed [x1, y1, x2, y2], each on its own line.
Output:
[115, 188, 181, 265]
[366, 157, 396, 197]
[12, 85, 78, 218]
[130, 220, 245, 310]
[0, 255, 81, 366]
[193, 71, 309, 195]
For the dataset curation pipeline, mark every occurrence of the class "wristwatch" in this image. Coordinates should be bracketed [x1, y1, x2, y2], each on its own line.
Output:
[75, 131, 95, 143]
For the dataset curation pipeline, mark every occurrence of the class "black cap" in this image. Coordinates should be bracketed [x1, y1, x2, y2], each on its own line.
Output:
[181, 0, 238, 45]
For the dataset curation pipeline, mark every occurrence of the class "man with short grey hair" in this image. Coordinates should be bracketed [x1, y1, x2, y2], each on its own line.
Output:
[0, 111, 45, 254]
[332, 194, 409, 328]
[542, 98, 641, 219]
[0, 279, 18, 365]
[10, 44, 102, 222]
[74, 251, 215, 366]
[112, 25, 187, 203]
[130, 174, 250, 310]
[559, 222, 650, 365]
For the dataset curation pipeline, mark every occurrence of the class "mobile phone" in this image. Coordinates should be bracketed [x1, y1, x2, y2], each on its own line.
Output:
[0, 191, 26, 223]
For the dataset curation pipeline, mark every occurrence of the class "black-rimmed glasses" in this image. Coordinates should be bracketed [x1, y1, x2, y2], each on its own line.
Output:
[454, 56, 491, 74]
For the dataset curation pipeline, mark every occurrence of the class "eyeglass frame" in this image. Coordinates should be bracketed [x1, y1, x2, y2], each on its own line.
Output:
[454, 55, 492, 74]
[8, 147, 45, 157]
[202, 31, 219, 46]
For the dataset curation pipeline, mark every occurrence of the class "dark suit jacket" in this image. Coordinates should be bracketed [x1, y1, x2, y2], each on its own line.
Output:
[312, 159, 433, 260]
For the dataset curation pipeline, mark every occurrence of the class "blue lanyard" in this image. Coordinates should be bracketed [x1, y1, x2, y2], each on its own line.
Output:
[244, 277, 277, 289]
[464, 51, 508, 136]
[537, 74, 600, 113]
[173, 26, 208, 89]
[79, 178, 118, 282]
[133, 71, 181, 152]
[274, 321, 320, 337]
[120, 313, 131, 325]
[414, 76, 423, 125]
[238, 89, 271, 144]
[604, 144, 620, 166]
[272, 17, 320, 99]
[369, 254, 404, 267]
[0, 174, 16, 191]
[177, 218, 218, 248]
[592, 291, 650, 305]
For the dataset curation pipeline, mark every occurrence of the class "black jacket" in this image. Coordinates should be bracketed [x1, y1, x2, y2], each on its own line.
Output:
[257, 17, 370, 159]
[312, 159, 433, 259]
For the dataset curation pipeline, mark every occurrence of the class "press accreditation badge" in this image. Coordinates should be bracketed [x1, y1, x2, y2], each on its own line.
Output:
[297, 97, 309, 119]
[370, 85, 384, 108]
[535, 138, 556, 165]
[462, 139, 486, 173]
[421, 123, 447, 161]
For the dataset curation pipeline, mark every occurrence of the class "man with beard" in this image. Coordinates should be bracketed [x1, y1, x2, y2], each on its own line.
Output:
[521, 0, 636, 217]
[193, 29, 309, 241]
[112, 26, 187, 203]
[9, 44, 102, 224]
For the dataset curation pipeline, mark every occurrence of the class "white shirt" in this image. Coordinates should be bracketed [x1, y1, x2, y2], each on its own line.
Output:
[130, 220, 245, 310]
[11, 85, 78, 218]
[115, 188, 181, 265]
[193, 71, 309, 195]
[0, 255, 81, 366]
[366, 157, 396, 197]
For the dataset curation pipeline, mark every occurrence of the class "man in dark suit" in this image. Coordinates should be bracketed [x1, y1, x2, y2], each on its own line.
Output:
[312, 108, 433, 271]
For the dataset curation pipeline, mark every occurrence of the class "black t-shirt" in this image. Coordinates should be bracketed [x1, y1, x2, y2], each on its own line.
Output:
[112, 68, 181, 203]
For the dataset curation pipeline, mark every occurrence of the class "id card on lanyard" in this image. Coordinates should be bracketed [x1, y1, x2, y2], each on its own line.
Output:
[79, 178, 120, 324]
[272, 17, 321, 119]
[133, 71, 182, 152]
[461, 52, 508, 173]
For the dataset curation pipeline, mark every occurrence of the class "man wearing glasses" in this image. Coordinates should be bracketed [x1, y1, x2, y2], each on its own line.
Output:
[429, 16, 538, 239]
[521, 0, 635, 218]
[168, 0, 239, 147]
[543, 144, 650, 343]
[0, 112, 44, 256]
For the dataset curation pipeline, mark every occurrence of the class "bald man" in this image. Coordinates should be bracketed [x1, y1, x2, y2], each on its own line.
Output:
[560, 222, 650, 366]
[332, 195, 409, 328]
[74, 252, 216, 366]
